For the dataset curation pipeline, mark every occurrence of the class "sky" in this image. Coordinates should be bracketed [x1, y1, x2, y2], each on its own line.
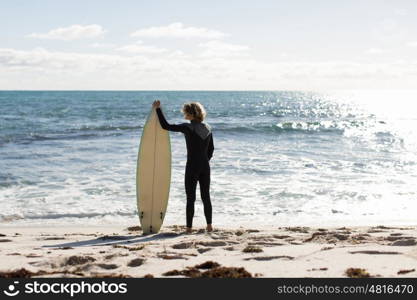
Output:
[1, 0, 417, 90]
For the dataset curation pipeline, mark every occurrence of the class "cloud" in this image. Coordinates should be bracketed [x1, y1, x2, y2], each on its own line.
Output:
[371, 18, 406, 43]
[116, 41, 168, 54]
[394, 8, 407, 16]
[89, 42, 115, 48]
[1, 47, 417, 90]
[199, 40, 249, 57]
[130, 22, 227, 39]
[406, 41, 417, 47]
[365, 48, 388, 54]
[27, 24, 106, 40]
[0, 47, 122, 70]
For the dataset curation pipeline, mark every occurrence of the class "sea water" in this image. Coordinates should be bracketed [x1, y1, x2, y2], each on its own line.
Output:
[0, 90, 416, 227]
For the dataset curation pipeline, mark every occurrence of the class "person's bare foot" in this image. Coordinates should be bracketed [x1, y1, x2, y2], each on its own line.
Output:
[185, 227, 192, 234]
[206, 224, 213, 232]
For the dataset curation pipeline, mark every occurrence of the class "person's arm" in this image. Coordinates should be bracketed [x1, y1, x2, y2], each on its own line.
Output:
[208, 133, 214, 161]
[155, 107, 187, 133]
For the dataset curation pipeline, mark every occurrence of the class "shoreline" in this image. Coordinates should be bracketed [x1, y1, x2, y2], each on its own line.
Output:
[1, 225, 416, 278]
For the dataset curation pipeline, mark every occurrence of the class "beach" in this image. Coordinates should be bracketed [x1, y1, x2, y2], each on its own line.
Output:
[1, 91, 417, 278]
[1, 224, 416, 278]
[2, 0, 417, 288]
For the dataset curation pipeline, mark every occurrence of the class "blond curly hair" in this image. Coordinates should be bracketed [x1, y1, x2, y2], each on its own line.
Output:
[182, 102, 207, 122]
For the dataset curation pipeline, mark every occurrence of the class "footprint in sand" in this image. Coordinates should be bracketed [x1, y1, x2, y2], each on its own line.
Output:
[285, 227, 310, 233]
[40, 237, 66, 241]
[158, 254, 188, 260]
[249, 236, 276, 242]
[158, 232, 181, 238]
[248, 242, 285, 247]
[197, 248, 212, 254]
[26, 254, 43, 258]
[367, 229, 386, 233]
[127, 258, 145, 267]
[272, 235, 291, 239]
[96, 263, 119, 270]
[390, 239, 416, 246]
[308, 267, 328, 271]
[172, 242, 194, 249]
[244, 255, 294, 261]
[198, 241, 227, 247]
[349, 250, 401, 255]
[321, 246, 333, 251]
[386, 236, 413, 241]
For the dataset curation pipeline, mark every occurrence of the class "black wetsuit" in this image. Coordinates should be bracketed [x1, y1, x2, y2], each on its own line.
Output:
[156, 107, 214, 228]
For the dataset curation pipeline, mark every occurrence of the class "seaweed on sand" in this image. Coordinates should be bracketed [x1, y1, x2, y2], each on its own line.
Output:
[242, 245, 263, 253]
[162, 261, 252, 278]
[63, 256, 96, 266]
[194, 261, 221, 269]
[345, 268, 370, 278]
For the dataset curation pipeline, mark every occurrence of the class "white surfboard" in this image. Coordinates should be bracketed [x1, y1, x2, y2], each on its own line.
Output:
[136, 107, 171, 234]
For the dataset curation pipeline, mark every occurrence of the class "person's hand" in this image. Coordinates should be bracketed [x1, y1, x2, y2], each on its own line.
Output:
[152, 100, 161, 109]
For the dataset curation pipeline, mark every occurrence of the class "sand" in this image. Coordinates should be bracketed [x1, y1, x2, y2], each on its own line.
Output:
[0, 225, 416, 278]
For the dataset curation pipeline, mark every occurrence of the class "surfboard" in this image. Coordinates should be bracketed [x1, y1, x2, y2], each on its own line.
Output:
[136, 107, 171, 234]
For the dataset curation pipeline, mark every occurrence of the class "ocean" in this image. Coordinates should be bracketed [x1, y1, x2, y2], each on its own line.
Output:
[0, 90, 416, 227]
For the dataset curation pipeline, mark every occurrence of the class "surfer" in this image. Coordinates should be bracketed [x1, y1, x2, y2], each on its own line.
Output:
[152, 100, 214, 234]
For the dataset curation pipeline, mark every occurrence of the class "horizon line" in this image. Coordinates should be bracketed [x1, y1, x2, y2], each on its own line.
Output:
[2, 88, 416, 92]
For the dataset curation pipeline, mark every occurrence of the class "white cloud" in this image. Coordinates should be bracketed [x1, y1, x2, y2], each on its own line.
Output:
[130, 22, 227, 39]
[27, 24, 106, 40]
[365, 48, 388, 54]
[0, 47, 122, 70]
[1, 47, 417, 90]
[167, 50, 187, 58]
[406, 41, 417, 47]
[116, 41, 168, 54]
[371, 18, 406, 43]
[90, 42, 115, 48]
[199, 40, 249, 57]
[394, 8, 407, 16]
